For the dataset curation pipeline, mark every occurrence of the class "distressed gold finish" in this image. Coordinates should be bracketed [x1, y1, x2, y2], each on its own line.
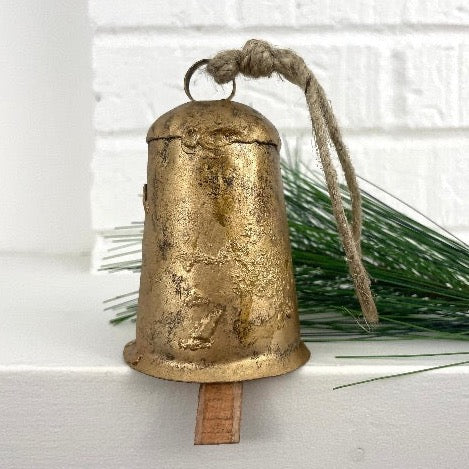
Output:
[124, 99, 310, 382]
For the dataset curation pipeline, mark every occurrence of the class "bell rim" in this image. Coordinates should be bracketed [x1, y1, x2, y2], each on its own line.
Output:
[123, 339, 310, 383]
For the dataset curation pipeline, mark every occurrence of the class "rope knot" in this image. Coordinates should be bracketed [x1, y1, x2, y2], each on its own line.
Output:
[239, 39, 276, 78]
[206, 39, 276, 85]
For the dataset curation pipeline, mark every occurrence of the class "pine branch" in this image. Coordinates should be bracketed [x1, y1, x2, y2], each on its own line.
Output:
[101, 160, 469, 341]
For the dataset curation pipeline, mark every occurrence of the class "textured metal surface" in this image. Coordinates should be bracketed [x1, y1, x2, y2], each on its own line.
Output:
[124, 99, 310, 382]
[146, 100, 280, 147]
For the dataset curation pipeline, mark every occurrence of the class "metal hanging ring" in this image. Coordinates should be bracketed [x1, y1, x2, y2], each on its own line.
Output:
[184, 59, 236, 102]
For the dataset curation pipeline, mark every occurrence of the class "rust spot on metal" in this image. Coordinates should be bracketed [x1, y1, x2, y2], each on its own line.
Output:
[171, 273, 185, 298]
[158, 234, 172, 260]
[131, 354, 143, 366]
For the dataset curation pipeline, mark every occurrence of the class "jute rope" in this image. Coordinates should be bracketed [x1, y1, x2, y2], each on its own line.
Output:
[204, 39, 379, 324]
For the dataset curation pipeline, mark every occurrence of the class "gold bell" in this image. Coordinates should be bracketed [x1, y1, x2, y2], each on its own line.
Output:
[124, 59, 311, 443]
[123, 95, 310, 383]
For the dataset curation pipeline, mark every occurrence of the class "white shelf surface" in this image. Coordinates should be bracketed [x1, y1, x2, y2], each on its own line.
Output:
[1, 255, 468, 468]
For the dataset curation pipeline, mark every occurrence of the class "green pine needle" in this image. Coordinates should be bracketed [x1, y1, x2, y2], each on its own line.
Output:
[332, 359, 469, 390]
[336, 352, 469, 359]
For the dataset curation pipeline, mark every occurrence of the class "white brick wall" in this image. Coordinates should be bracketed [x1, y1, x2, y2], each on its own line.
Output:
[89, 0, 469, 264]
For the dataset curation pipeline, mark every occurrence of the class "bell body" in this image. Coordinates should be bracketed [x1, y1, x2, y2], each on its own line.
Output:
[124, 99, 310, 382]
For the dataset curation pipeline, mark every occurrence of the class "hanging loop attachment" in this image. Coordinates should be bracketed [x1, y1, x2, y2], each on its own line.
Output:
[184, 59, 236, 102]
